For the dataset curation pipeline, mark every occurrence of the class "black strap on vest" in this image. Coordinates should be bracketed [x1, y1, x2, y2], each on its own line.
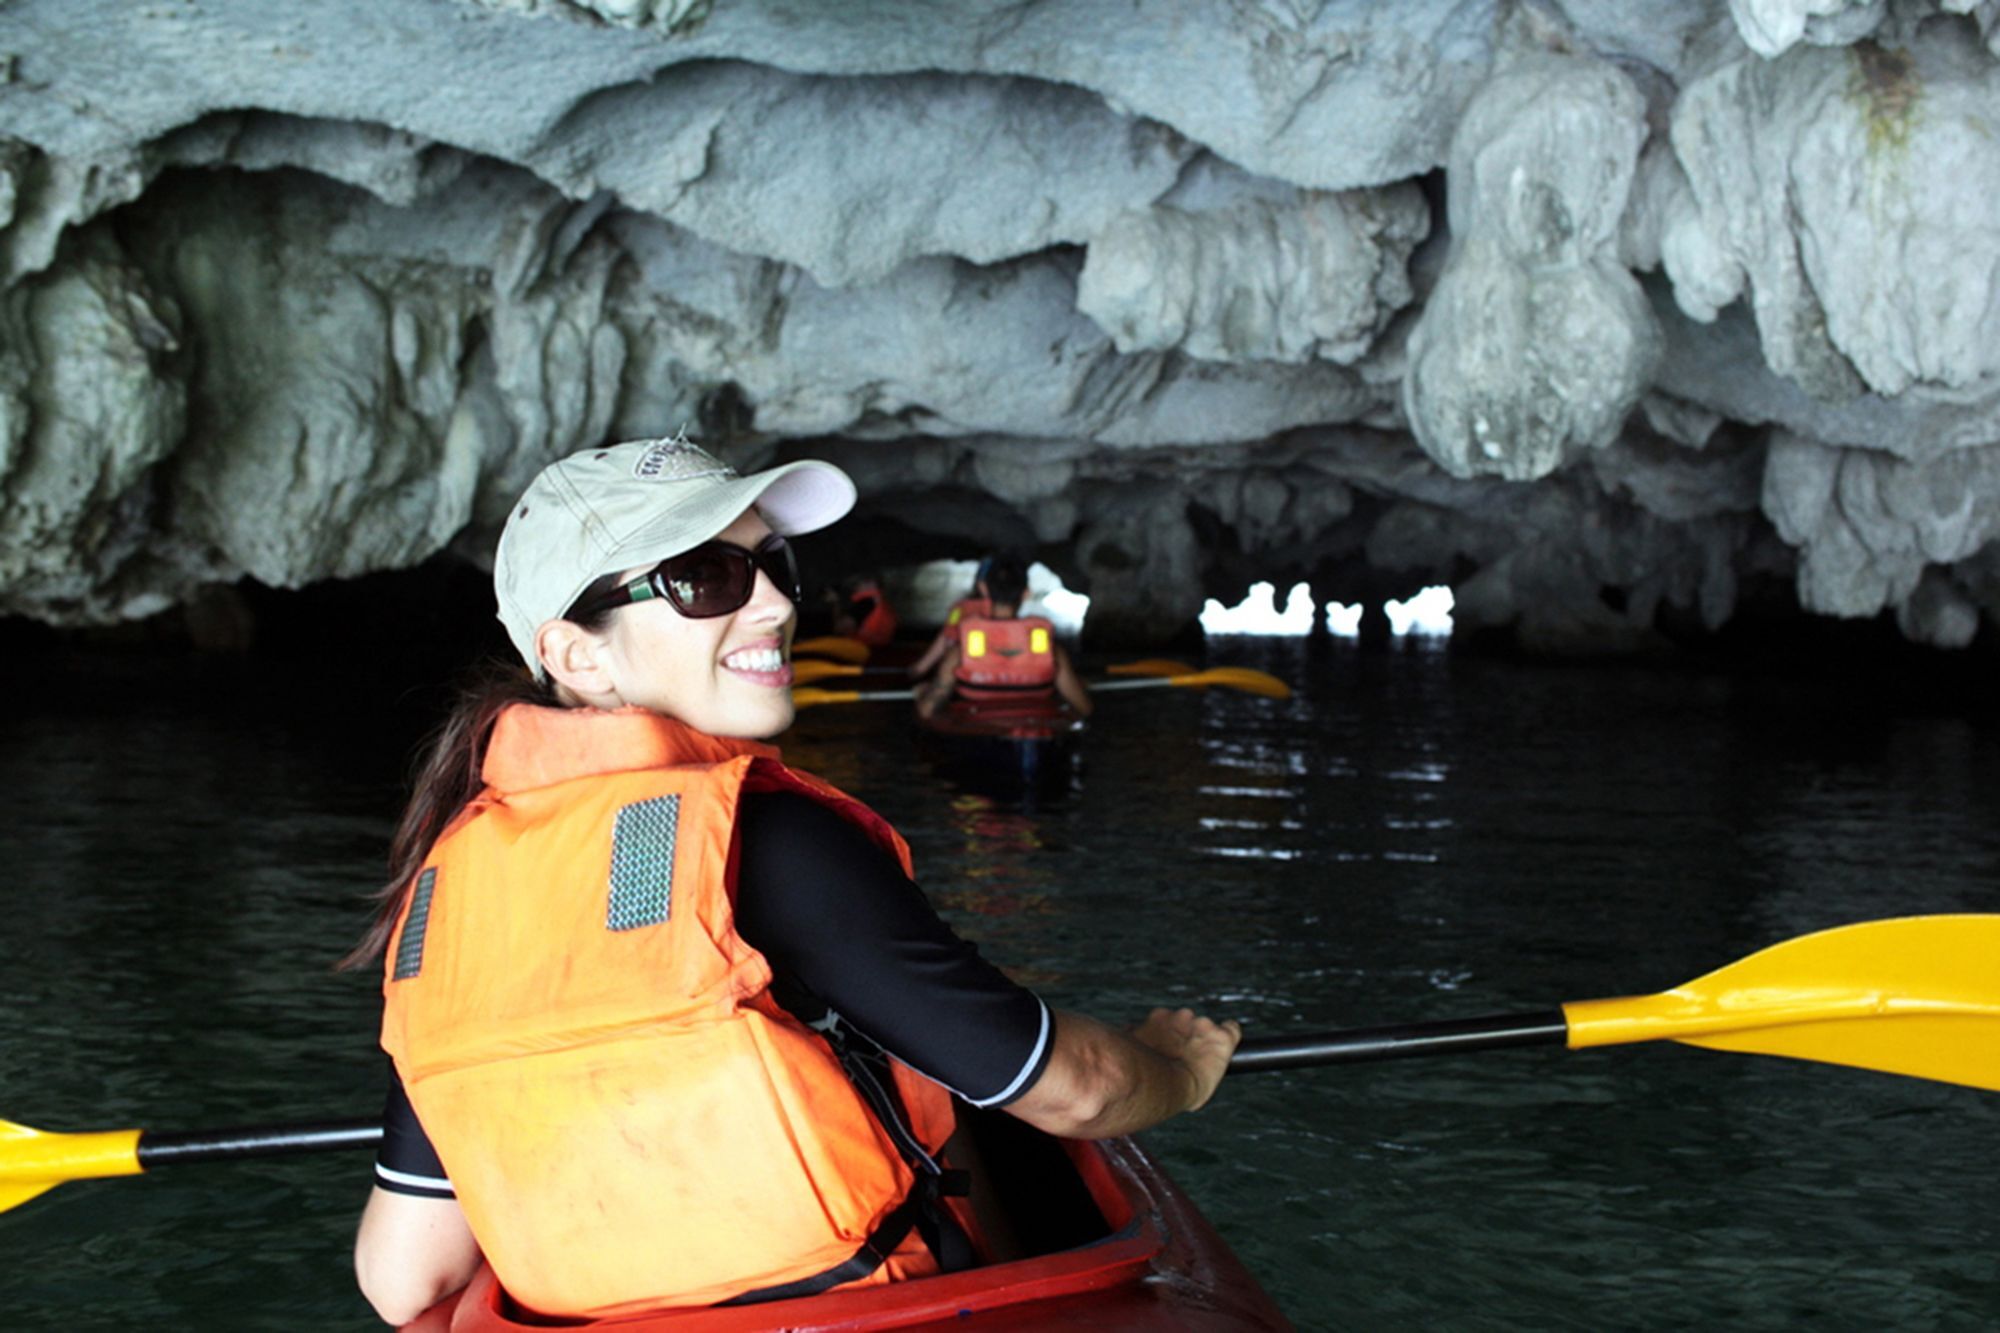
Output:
[808, 1007, 979, 1275]
[712, 992, 976, 1304]
[716, 1193, 924, 1306]
[713, 996, 977, 1306]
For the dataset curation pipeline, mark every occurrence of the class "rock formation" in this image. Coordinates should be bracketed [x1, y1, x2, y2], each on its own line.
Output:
[1, 0, 1996, 649]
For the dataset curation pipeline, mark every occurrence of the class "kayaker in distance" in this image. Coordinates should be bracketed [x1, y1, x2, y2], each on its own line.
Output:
[345, 436, 1238, 1326]
[907, 556, 994, 688]
[912, 555, 1093, 720]
[831, 573, 898, 647]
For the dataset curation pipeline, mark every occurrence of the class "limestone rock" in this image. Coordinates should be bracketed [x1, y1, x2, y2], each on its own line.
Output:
[1077, 166, 1428, 366]
[0, 239, 185, 622]
[1762, 429, 2000, 618]
[1665, 25, 2000, 400]
[0, 0, 1998, 651]
[1729, 0, 1889, 59]
[523, 62, 1196, 288]
[1403, 51, 1660, 481]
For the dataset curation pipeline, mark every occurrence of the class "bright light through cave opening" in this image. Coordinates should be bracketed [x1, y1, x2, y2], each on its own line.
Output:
[1198, 581, 1455, 638]
[892, 564, 1450, 640]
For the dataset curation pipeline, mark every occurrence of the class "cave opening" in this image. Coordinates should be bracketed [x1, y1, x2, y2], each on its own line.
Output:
[1199, 581, 1455, 639]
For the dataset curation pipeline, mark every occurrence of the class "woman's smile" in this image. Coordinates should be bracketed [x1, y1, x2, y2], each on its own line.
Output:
[720, 640, 792, 687]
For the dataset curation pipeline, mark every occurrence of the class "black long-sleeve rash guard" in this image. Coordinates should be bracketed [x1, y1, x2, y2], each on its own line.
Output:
[374, 790, 1052, 1198]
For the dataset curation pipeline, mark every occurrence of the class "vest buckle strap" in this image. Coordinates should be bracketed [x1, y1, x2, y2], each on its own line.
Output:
[714, 1194, 922, 1306]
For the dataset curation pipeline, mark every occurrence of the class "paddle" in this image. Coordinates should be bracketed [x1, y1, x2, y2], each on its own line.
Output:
[1089, 666, 1292, 700]
[791, 666, 1292, 709]
[794, 658, 1207, 686]
[1232, 914, 2000, 1092]
[0, 1117, 380, 1214]
[1103, 659, 1200, 678]
[791, 636, 871, 664]
[791, 685, 919, 708]
[791, 660, 863, 685]
[9, 917, 1991, 1216]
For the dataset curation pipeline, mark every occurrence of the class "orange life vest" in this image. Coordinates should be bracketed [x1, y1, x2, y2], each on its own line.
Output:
[944, 596, 992, 635]
[850, 581, 898, 647]
[954, 615, 1057, 699]
[380, 705, 958, 1318]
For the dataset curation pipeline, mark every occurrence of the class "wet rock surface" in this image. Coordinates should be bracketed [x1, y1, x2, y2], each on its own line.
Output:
[1, 0, 1996, 649]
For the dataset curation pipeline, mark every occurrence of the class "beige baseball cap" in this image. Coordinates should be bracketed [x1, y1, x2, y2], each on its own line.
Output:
[494, 434, 856, 673]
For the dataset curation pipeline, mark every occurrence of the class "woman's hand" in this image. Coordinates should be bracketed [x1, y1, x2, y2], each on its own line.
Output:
[1131, 1007, 1242, 1112]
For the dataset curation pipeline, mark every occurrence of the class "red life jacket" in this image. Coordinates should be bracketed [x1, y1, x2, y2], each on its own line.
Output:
[850, 581, 898, 647]
[944, 597, 992, 639]
[380, 706, 958, 1318]
[953, 615, 1057, 699]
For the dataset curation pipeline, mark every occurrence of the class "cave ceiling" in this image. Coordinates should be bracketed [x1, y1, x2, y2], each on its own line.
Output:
[2, 0, 1998, 650]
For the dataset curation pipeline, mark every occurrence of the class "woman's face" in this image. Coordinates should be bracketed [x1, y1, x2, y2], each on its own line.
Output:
[596, 508, 798, 738]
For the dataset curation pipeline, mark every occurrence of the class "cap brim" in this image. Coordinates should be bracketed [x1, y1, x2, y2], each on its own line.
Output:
[747, 459, 857, 538]
[602, 459, 856, 581]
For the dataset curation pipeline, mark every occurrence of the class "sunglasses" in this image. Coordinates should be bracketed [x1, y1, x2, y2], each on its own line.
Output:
[573, 533, 801, 621]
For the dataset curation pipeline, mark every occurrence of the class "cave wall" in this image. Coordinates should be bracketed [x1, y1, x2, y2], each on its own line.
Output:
[2, 0, 1997, 649]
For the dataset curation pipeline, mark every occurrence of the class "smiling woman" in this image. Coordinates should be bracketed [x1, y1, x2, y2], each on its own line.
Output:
[341, 434, 1243, 1326]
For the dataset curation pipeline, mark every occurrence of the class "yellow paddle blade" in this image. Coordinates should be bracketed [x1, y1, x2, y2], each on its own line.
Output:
[0, 1119, 142, 1213]
[1181, 667, 1291, 699]
[1105, 659, 1199, 678]
[1564, 915, 2000, 1092]
[791, 659, 864, 685]
[791, 685, 915, 709]
[1091, 667, 1292, 699]
[791, 636, 871, 664]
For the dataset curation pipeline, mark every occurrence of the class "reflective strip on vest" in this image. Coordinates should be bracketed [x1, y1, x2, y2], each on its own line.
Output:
[606, 794, 679, 931]
[391, 868, 437, 981]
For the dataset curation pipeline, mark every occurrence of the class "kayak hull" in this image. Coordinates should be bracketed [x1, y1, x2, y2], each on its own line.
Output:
[403, 1131, 1290, 1332]
[915, 699, 1084, 799]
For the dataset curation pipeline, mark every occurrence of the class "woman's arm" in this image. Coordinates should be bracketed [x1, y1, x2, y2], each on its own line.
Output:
[734, 792, 1238, 1136]
[354, 1187, 483, 1326]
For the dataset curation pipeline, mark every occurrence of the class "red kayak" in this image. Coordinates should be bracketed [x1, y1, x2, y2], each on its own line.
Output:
[915, 698, 1084, 799]
[402, 1115, 1290, 1331]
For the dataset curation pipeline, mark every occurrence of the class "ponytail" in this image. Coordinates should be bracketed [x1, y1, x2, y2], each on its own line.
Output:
[340, 664, 558, 970]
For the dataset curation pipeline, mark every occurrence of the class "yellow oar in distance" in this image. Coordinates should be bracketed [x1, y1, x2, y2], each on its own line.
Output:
[1103, 659, 1199, 678]
[790, 666, 1292, 709]
[790, 636, 871, 664]
[790, 659, 867, 685]
[792, 685, 913, 708]
[1091, 666, 1291, 700]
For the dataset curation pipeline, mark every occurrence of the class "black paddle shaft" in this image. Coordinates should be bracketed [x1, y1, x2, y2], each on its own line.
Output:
[119, 1015, 1569, 1167]
[136, 1118, 383, 1168]
[1228, 1010, 1570, 1073]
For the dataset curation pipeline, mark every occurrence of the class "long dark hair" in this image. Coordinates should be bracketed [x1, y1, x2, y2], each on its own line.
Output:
[342, 589, 622, 970]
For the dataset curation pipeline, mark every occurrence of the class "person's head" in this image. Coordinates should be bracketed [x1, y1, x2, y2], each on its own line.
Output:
[494, 433, 854, 739]
[979, 556, 1028, 612]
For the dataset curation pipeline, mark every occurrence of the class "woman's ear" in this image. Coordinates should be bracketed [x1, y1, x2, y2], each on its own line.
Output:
[536, 619, 618, 704]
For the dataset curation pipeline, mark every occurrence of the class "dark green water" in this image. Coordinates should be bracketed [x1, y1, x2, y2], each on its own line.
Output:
[3, 635, 1996, 1330]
